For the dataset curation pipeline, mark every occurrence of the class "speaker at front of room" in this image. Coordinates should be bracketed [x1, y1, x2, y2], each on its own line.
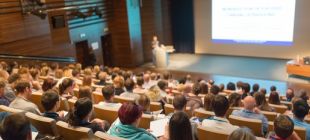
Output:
[51, 15, 65, 29]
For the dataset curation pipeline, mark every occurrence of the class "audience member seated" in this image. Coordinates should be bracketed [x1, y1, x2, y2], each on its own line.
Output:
[0, 79, 9, 106]
[226, 82, 236, 91]
[286, 88, 295, 102]
[187, 83, 203, 113]
[96, 71, 108, 86]
[113, 76, 125, 96]
[270, 86, 277, 93]
[41, 90, 65, 121]
[42, 77, 57, 92]
[250, 83, 259, 96]
[137, 94, 151, 114]
[146, 85, 163, 102]
[0, 113, 32, 140]
[120, 79, 140, 100]
[228, 93, 242, 107]
[232, 96, 268, 135]
[161, 111, 193, 140]
[82, 75, 93, 87]
[78, 86, 93, 101]
[67, 97, 107, 133]
[157, 80, 168, 98]
[58, 78, 76, 99]
[9, 80, 41, 115]
[228, 127, 256, 140]
[4, 73, 20, 102]
[295, 90, 309, 102]
[108, 103, 156, 140]
[241, 83, 251, 99]
[236, 81, 244, 93]
[170, 95, 187, 116]
[54, 69, 63, 80]
[254, 92, 274, 112]
[71, 69, 82, 85]
[204, 93, 215, 111]
[210, 85, 220, 95]
[260, 88, 267, 95]
[98, 85, 121, 109]
[199, 82, 209, 94]
[268, 115, 301, 140]
[202, 95, 239, 133]
[291, 99, 310, 140]
[268, 91, 281, 105]
[133, 76, 146, 94]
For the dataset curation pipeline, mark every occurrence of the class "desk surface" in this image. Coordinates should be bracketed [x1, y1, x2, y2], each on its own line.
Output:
[286, 60, 310, 77]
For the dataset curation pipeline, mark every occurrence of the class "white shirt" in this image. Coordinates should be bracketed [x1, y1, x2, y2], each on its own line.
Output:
[202, 116, 239, 133]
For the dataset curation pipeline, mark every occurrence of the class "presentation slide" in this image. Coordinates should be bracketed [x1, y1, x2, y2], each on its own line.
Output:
[212, 0, 296, 46]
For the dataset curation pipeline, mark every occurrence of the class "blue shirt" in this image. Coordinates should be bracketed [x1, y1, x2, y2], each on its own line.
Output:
[0, 96, 10, 106]
[232, 109, 268, 135]
[292, 118, 310, 140]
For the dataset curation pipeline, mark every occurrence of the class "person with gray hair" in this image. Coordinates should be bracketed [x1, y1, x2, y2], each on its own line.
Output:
[228, 127, 256, 140]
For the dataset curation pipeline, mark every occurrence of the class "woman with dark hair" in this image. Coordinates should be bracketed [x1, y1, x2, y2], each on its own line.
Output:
[67, 98, 106, 133]
[269, 91, 281, 105]
[161, 112, 193, 140]
[42, 77, 57, 92]
[59, 78, 76, 99]
[254, 92, 274, 112]
[199, 82, 208, 94]
[204, 93, 215, 111]
[187, 83, 203, 113]
[108, 103, 156, 140]
[228, 93, 242, 107]
[226, 82, 236, 91]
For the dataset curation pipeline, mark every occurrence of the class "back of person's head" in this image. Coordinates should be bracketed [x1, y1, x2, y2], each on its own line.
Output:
[29, 68, 39, 79]
[15, 80, 31, 94]
[173, 95, 187, 111]
[219, 84, 225, 92]
[41, 90, 60, 112]
[208, 79, 215, 86]
[150, 73, 157, 80]
[204, 93, 215, 111]
[228, 127, 256, 140]
[0, 79, 6, 93]
[169, 112, 193, 140]
[292, 99, 309, 120]
[71, 69, 80, 77]
[8, 73, 20, 84]
[254, 92, 266, 107]
[228, 93, 242, 107]
[199, 82, 208, 94]
[137, 94, 150, 112]
[274, 115, 294, 139]
[270, 86, 277, 92]
[118, 103, 143, 125]
[286, 88, 294, 100]
[78, 86, 92, 100]
[242, 83, 250, 93]
[243, 96, 256, 111]
[260, 88, 267, 95]
[98, 72, 107, 81]
[157, 80, 168, 91]
[136, 76, 144, 87]
[113, 76, 124, 88]
[163, 72, 171, 80]
[210, 85, 220, 95]
[42, 78, 56, 92]
[296, 89, 309, 101]
[82, 75, 92, 86]
[68, 98, 93, 126]
[50, 62, 58, 71]
[59, 78, 74, 95]
[192, 83, 201, 95]
[212, 95, 229, 117]
[124, 78, 135, 91]
[227, 82, 236, 91]
[236, 81, 244, 89]
[268, 91, 281, 105]
[252, 84, 259, 92]
[102, 85, 115, 101]
[55, 69, 63, 79]
[0, 113, 31, 140]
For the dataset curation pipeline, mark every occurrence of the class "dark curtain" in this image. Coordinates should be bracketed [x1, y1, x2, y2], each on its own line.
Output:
[170, 0, 195, 53]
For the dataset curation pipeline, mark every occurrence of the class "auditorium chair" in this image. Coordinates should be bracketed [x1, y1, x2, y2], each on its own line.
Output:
[280, 101, 292, 110]
[93, 91, 104, 104]
[268, 104, 287, 114]
[0, 105, 23, 113]
[194, 108, 215, 119]
[93, 105, 119, 125]
[30, 91, 45, 112]
[94, 131, 126, 140]
[59, 97, 70, 111]
[68, 98, 77, 110]
[260, 111, 278, 122]
[113, 96, 135, 104]
[304, 117, 310, 124]
[268, 122, 306, 140]
[228, 115, 263, 136]
[226, 107, 242, 118]
[73, 88, 79, 97]
[138, 114, 154, 129]
[25, 112, 58, 136]
[197, 125, 230, 140]
[166, 95, 174, 104]
[56, 121, 94, 139]
[150, 102, 162, 112]
[164, 104, 192, 117]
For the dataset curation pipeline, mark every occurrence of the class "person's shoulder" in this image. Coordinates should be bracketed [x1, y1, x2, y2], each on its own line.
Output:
[139, 132, 156, 140]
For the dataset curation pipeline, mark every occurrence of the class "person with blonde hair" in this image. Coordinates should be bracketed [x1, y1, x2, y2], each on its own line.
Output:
[54, 69, 63, 80]
[137, 94, 151, 114]
[146, 85, 162, 102]
[113, 76, 125, 95]
[228, 127, 256, 140]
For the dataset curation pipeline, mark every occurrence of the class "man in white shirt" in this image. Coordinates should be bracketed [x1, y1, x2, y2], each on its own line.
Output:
[98, 85, 121, 109]
[120, 79, 140, 100]
[202, 95, 238, 133]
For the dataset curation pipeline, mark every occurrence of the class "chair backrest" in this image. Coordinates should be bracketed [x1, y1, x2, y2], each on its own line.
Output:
[68, 98, 77, 110]
[281, 101, 292, 110]
[197, 126, 230, 140]
[59, 97, 70, 111]
[93, 91, 104, 104]
[269, 104, 287, 114]
[150, 102, 162, 112]
[56, 121, 94, 139]
[268, 122, 306, 140]
[164, 104, 174, 116]
[0, 105, 24, 113]
[226, 107, 242, 118]
[113, 96, 135, 104]
[260, 111, 278, 122]
[73, 88, 79, 98]
[25, 112, 58, 136]
[30, 92, 45, 112]
[228, 115, 263, 137]
[194, 108, 215, 119]
[94, 131, 126, 140]
[166, 95, 174, 104]
[93, 105, 119, 125]
[138, 114, 154, 129]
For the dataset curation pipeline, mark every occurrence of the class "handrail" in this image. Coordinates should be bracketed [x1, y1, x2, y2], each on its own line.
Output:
[0, 54, 76, 63]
